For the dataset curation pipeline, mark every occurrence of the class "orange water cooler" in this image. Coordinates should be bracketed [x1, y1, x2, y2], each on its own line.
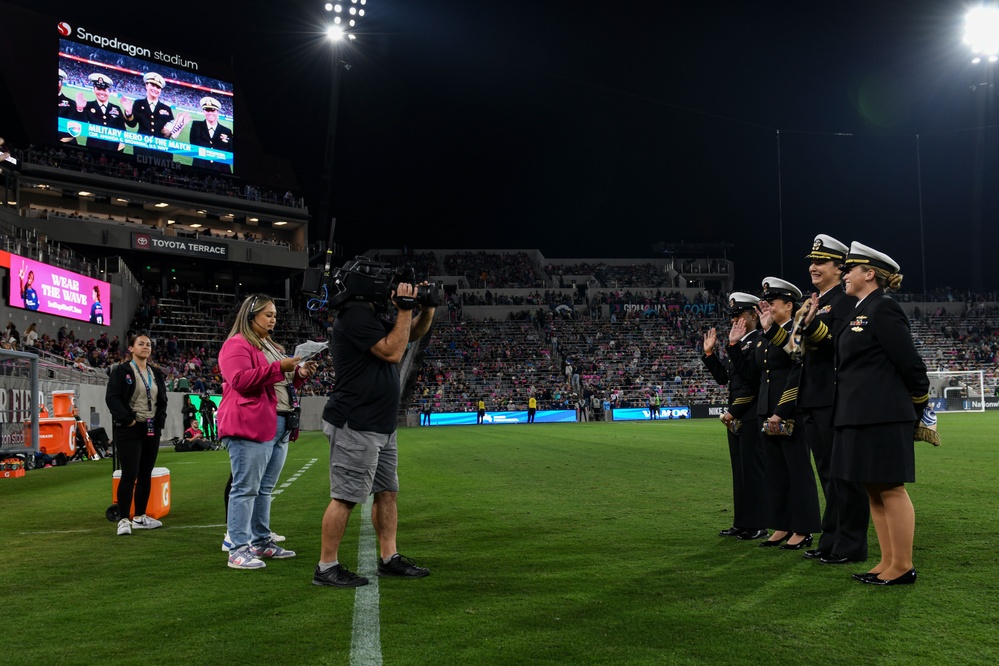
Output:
[51, 390, 76, 417]
[24, 418, 78, 456]
[112, 467, 171, 519]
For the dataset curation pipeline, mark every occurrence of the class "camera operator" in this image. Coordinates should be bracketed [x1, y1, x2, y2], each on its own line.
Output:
[313, 281, 437, 587]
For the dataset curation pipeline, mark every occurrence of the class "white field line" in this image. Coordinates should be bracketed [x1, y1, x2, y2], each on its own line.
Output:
[351, 494, 382, 666]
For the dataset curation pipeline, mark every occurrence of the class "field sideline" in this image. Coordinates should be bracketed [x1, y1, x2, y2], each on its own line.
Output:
[2, 414, 997, 665]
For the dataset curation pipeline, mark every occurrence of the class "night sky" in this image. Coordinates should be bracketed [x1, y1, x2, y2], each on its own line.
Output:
[7, 0, 999, 292]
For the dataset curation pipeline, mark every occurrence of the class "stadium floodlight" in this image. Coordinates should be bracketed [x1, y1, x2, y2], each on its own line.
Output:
[964, 6, 999, 62]
[318, 0, 371, 235]
[324, 0, 368, 41]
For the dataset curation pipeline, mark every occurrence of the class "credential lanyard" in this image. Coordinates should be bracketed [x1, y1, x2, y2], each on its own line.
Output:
[132, 361, 155, 435]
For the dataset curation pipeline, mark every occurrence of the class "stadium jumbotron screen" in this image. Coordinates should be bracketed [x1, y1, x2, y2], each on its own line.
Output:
[57, 38, 234, 173]
[6, 253, 111, 326]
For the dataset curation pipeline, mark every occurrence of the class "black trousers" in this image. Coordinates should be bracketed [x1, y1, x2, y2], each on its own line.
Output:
[727, 414, 768, 529]
[760, 423, 821, 534]
[115, 422, 160, 520]
[804, 407, 870, 559]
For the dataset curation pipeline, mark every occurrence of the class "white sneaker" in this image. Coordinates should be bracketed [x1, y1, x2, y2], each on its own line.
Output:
[228, 546, 266, 570]
[132, 515, 162, 530]
[269, 532, 286, 542]
[222, 532, 233, 552]
[117, 519, 132, 536]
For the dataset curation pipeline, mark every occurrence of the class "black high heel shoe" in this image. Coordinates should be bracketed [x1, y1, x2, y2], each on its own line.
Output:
[760, 532, 791, 548]
[779, 534, 813, 551]
[861, 568, 917, 586]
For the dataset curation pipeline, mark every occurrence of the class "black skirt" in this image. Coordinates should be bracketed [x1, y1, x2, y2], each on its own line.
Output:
[831, 421, 915, 484]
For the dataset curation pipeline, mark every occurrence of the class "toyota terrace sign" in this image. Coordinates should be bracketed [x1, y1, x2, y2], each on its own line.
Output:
[132, 233, 229, 259]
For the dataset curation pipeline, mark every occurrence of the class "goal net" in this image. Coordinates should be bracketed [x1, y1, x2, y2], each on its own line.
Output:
[927, 370, 986, 414]
[1, 350, 42, 459]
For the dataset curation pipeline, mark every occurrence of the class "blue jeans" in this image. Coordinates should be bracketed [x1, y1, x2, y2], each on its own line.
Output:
[224, 415, 290, 549]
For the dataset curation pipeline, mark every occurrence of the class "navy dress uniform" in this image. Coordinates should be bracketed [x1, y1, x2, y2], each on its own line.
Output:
[755, 277, 821, 546]
[702, 292, 768, 539]
[82, 74, 126, 152]
[126, 72, 176, 161]
[57, 69, 80, 143]
[189, 97, 233, 173]
[797, 235, 870, 564]
[832, 244, 929, 484]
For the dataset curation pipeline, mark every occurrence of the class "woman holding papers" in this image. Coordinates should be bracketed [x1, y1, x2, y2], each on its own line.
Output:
[217, 294, 317, 570]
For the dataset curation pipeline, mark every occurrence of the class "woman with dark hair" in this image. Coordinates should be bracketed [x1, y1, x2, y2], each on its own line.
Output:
[105, 334, 168, 536]
[217, 294, 316, 569]
[834, 242, 929, 586]
[753, 277, 821, 550]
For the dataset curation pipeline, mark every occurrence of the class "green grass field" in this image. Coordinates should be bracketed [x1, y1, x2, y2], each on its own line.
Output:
[3, 414, 997, 665]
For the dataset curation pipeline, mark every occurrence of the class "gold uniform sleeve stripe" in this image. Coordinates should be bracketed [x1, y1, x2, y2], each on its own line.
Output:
[912, 393, 929, 403]
[806, 321, 829, 343]
[733, 397, 754, 404]
[771, 329, 789, 347]
[778, 389, 798, 405]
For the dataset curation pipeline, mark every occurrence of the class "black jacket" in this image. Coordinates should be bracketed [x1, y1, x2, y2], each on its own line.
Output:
[755, 319, 801, 420]
[833, 290, 929, 426]
[105, 361, 169, 432]
[797, 284, 856, 409]
[702, 328, 762, 419]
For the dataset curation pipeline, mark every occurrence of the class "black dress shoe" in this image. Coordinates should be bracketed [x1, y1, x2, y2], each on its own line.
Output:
[719, 527, 743, 537]
[802, 549, 826, 560]
[779, 534, 813, 550]
[861, 568, 917, 586]
[820, 553, 863, 565]
[851, 572, 881, 582]
[759, 532, 791, 547]
[737, 528, 769, 541]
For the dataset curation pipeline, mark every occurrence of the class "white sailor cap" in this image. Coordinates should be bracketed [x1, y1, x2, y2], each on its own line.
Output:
[844, 242, 900, 273]
[805, 234, 849, 263]
[200, 97, 221, 111]
[761, 277, 802, 302]
[88, 73, 113, 89]
[143, 72, 166, 88]
[726, 292, 760, 315]
[58, 69, 68, 81]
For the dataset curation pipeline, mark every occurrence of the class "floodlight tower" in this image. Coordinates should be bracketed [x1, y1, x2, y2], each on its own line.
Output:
[963, 5, 999, 291]
[317, 1, 369, 248]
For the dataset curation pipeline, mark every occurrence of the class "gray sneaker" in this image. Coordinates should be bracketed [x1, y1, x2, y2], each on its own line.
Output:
[250, 540, 296, 559]
[228, 546, 266, 570]
[312, 563, 368, 587]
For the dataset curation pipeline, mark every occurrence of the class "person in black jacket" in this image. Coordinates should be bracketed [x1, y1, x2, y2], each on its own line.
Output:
[753, 277, 821, 550]
[199, 393, 218, 442]
[78, 74, 126, 152]
[122, 72, 183, 163]
[182, 394, 199, 430]
[188, 97, 233, 173]
[105, 334, 168, 536]
[702, 292, 768, 540]
[833, 242, 929, 586]
[58, 68, 81, 144]
[796, 235, 870, 565]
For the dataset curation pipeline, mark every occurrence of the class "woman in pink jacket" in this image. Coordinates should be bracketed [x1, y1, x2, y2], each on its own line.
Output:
[218, 294, 317, 570]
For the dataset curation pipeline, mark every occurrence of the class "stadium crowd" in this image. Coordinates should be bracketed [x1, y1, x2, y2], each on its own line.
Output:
[20, 146, 304, 209]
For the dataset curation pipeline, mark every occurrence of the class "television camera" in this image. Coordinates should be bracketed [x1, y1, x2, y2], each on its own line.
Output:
[303, 256, 443, 313]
